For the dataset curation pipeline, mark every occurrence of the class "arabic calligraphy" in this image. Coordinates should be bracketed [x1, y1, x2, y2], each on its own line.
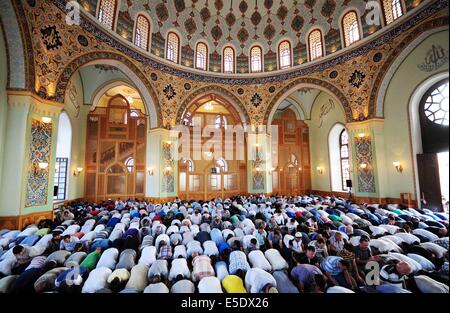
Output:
[418, 45, 449, 72]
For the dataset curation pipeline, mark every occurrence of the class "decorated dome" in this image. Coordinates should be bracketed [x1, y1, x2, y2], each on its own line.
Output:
[77, 0, 421, 75]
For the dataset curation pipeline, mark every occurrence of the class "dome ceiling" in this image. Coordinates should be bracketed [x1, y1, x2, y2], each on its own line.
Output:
[119, 0, 368, 51]
[77, 0, 394, 74]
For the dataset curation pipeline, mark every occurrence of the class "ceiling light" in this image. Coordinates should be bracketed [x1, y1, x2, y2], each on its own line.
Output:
[204, 102, 214, 111]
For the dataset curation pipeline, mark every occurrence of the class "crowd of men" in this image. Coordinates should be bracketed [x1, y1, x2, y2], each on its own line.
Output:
[0, 195, 448, 293]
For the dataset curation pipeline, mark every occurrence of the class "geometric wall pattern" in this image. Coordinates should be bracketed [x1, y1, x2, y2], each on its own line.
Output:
[354, 135, 376, 194]
[161, 141, 175, 193]
[25, 119, 53, 207]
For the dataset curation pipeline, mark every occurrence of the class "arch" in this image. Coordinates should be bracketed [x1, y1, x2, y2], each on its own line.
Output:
[372, 25, 448, 118]
[0, 0, 33, 90]
[176, 85, 250, 127]
[408, 72, 449, 204]
[266, 78, 352, 126]
[281, 96, 308, 121]
[90, 80, 138, 109]
[54, 51, 162, 128]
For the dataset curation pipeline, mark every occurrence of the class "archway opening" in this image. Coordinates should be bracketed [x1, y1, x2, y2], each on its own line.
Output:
[179, 94, 247, 200]
[414, 78, 449, 211]
[85, 82, 148, 202]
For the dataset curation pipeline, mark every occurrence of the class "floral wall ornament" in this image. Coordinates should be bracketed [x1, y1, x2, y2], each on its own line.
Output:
[40, 25, 62, 50]
[163, 84, 177, 100]
[349, 70, 366, 88]
[161, 141, 175, 193]
[251, 93, 263, 108]
[25, 119, 53, 207]
[354, 135, 376, 193]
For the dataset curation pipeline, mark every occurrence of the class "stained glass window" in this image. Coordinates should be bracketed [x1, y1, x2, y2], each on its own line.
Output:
[342, 11, 361, 47]
[309, 29, 324, 61]
[383, 0, 404, 24]
[223, 47, 235, 74]
[250, 46, 263, 73]
[135, 14, 150, 51]
[196, 42, 208, 71]
[279, 41, 292, 69]
[424, 81, 449, 126]
[97, 0, 117, 30]
[167, 32, 180, 63]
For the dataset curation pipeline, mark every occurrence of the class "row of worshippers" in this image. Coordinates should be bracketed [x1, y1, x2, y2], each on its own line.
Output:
[0, 195, 448, 293]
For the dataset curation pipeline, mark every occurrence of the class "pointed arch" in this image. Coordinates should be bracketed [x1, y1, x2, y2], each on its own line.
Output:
[54, 51, 162, 128]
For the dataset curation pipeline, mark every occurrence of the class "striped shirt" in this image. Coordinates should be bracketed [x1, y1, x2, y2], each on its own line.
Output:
[25, 256, 47, 270]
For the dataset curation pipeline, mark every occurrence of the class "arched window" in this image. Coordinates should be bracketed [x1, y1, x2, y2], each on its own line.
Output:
[166, 32, 180, 63]
[134, 14, 150, 51]
[216, 158, 228, 173]
[308, 29, 324, 61]
[125, 157, 135, 173]
[223, 46, 235, 74]
[329, 124, 351, 192]
[339, 129, 351, 191]
[278, 41, 292, 69]
[97, 0, 118, 30]
[342, 11, 361, 47]
[423, 81, 449, 126]
[250, 46, 263, 73]
[383, 0, 404, 24]
[215, 115, 228, 129]
[196, 42, 208, 71]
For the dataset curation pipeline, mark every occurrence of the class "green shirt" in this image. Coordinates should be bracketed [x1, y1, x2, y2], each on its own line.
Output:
[80, 251, 101, 270]
[36, 228, 50, 237]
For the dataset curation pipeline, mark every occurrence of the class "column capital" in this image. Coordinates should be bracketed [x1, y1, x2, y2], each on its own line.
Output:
[7, 90, 64, 117]
[346, 118, 385, 134]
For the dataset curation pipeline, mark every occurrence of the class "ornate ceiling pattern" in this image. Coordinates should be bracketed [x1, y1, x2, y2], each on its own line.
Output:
[10, 0, 450, 128]
[75, 0, 423, 74]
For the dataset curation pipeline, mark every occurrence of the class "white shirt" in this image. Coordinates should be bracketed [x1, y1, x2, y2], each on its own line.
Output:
[96, 248, 119, 270]
[198, 276, 223, 293]
[264, 249, 288, 271]
[168, 258, 190, 281]
[186, 240, 203, 256]
[245, 268, 277, 293]
[203, 240, 219, 256]
[243, 235, 260, 250]
[139, 246, 157, 266]
[215, 261, 229, 281]
[248, 250, 272, 271]
[173, 245, 187, 259]
[82, 267, 112, 293]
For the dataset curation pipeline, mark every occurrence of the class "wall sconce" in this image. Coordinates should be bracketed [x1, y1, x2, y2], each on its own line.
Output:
[73, 167, 83, 176]
[41, 117, 52, 124]
[360, 163, 368, 170]
[358, 133, 366, 138]
[255, 166, 262, 172]
[316, 167, 324, 175]
[298, 167, 302, 172]
[163, 166, 173, 176]
[34, 162, 48, 175]
[147, 167, 154, 176]
[393, 161, 403, 173]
